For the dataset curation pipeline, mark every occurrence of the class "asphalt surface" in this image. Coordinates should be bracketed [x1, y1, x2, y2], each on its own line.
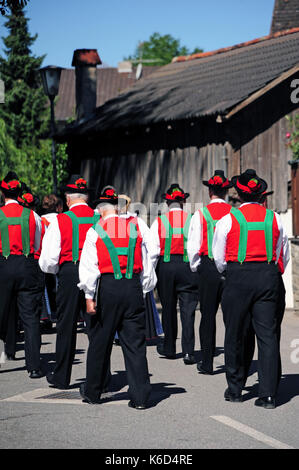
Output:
[0, 305, 299, 451]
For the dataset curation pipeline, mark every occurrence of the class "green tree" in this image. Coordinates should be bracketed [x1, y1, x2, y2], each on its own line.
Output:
[0, 118, 69, 201]
[125, 32, 203, 66]
[0, 1, 28, 16]
[286, 114, 299, 162]
[0, 3, 48, 146]
[0, 3, 69, 200]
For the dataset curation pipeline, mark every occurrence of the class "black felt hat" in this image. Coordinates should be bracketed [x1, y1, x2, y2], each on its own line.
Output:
[231, 169, 267, 196]
[61, 174, 92, 194]
[203, 170, 232, 188]
[162, 184, 189, 201]
[93, 185, 119, 206]
[0, 171, 22, 197]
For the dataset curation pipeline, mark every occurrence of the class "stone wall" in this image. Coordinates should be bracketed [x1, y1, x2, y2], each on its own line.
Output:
[291, 239, 299, 311]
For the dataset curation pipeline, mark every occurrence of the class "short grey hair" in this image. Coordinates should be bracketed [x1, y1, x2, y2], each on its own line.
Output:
[97, 202, 119, 212]
[65, 192, 88, 202]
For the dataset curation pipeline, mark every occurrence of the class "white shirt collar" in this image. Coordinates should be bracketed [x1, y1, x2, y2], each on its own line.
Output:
[5, 199, 19, 205]
[169, 208, 183, 212]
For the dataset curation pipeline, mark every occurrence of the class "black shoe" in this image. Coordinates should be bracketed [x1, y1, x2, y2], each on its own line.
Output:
[156, 343, 175, 359]
[254, 396, 276, 409]
[29, 369, 43, 379]
[6, 353, 16, 361]
[46, 372, 68, 390]
[224, 388, 242, 402]
[79, 383, 101, 404]
[128, 400, 146, 410]
[197, 362, 213, 375]
[183, 354, 196, 365]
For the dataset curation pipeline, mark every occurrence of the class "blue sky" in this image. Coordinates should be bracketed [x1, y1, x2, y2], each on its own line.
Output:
[0, 0, 275, 68]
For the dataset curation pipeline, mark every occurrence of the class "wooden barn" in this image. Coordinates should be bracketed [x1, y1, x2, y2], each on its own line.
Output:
[58, 29, 299, 210]
[56, 2, 299, 308]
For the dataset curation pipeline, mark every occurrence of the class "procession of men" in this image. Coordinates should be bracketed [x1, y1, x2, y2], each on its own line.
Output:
[0, 167, 289, 410]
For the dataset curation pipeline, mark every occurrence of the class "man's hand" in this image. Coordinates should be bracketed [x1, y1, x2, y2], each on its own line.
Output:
[86, 299, 96, 315]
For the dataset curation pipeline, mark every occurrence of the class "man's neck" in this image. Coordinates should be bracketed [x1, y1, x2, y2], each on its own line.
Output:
[68, 199, 87, 208]
[210, 195, 223, 201]
[5, 198, 17, 204]
[102, 209, 117, 219]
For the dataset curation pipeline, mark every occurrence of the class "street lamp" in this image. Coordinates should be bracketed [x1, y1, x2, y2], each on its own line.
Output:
[39, 65, 63, 194]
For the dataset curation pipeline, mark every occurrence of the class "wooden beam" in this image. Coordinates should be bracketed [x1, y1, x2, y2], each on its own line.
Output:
[291, 162, 299, 237]
[223, 65, 299, 121]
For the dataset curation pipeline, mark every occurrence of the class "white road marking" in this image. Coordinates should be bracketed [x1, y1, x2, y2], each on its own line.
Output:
[211, 415, 294, 449]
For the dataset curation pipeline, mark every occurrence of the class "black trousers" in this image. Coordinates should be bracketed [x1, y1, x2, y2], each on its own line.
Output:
[85, 274, 151, 405]
[4, 298, 18, 357]
[156, 255, 199, 356]
[53, 262, 86, 387]
[243, 273, 286, 391]
[0, 255, 41, 371]
[197, 256, 225, 372]
[222, 262, 279, 398]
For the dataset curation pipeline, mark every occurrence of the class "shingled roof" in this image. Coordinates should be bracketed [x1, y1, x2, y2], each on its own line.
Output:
[58, 29, 299, 139]
[55, 66, 159, 122]
[271, 0, 299, 34]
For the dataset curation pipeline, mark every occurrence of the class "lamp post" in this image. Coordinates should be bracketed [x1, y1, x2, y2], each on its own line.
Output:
[39, 65, 63, 194]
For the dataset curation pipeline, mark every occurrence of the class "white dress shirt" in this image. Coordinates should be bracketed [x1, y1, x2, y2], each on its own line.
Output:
[78, 214, 157, 299]
[187, 198, 227, 272]
[4, 200, 42, 252]
[212, 202, 290, 273]
[39, 202, 89, 274]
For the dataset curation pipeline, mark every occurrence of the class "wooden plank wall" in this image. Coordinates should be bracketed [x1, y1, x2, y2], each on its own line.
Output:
[81, 112, 297, 215]
[87, 142, 229, 215]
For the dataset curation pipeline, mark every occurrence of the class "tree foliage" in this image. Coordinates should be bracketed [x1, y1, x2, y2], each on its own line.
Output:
[0, 3, 69, 202]
[0, 3, 48, 147]
[286, 114, 299, 162]
[125, 32, 203, 66]
[0, 0, 28, 16]
[0, 118, 69, 200]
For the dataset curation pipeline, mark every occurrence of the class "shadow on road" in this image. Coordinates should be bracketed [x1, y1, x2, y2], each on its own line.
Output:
[242, 373, 299, 407]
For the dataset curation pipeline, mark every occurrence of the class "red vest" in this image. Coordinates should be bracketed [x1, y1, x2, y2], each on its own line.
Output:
[0, 203, 36, 256]
[199, 202, 232, 256]
[57, 204, 95, 265]
[96, 216, 143, 275]
[226, 204, 280, 263]
[158, 210, 189, 256]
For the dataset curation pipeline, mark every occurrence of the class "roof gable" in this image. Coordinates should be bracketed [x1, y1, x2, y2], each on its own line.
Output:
[58, 30, 299, 138]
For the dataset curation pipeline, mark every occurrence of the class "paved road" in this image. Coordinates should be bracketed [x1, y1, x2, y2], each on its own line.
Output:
[0, 307, 299, 451]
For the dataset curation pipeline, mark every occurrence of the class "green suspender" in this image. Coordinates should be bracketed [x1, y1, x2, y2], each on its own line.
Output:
[230, 207, 274, 264]
[93, 222, 138, 280]
[64, 211, 101, 263]
[159, 213, 192, 263]
[200, 207, 219, 260]
[0, 207, 31, 258]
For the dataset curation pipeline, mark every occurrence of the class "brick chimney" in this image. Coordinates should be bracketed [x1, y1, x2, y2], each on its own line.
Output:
[72, 49, 102, 122]
[271, 0, 299, 34]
